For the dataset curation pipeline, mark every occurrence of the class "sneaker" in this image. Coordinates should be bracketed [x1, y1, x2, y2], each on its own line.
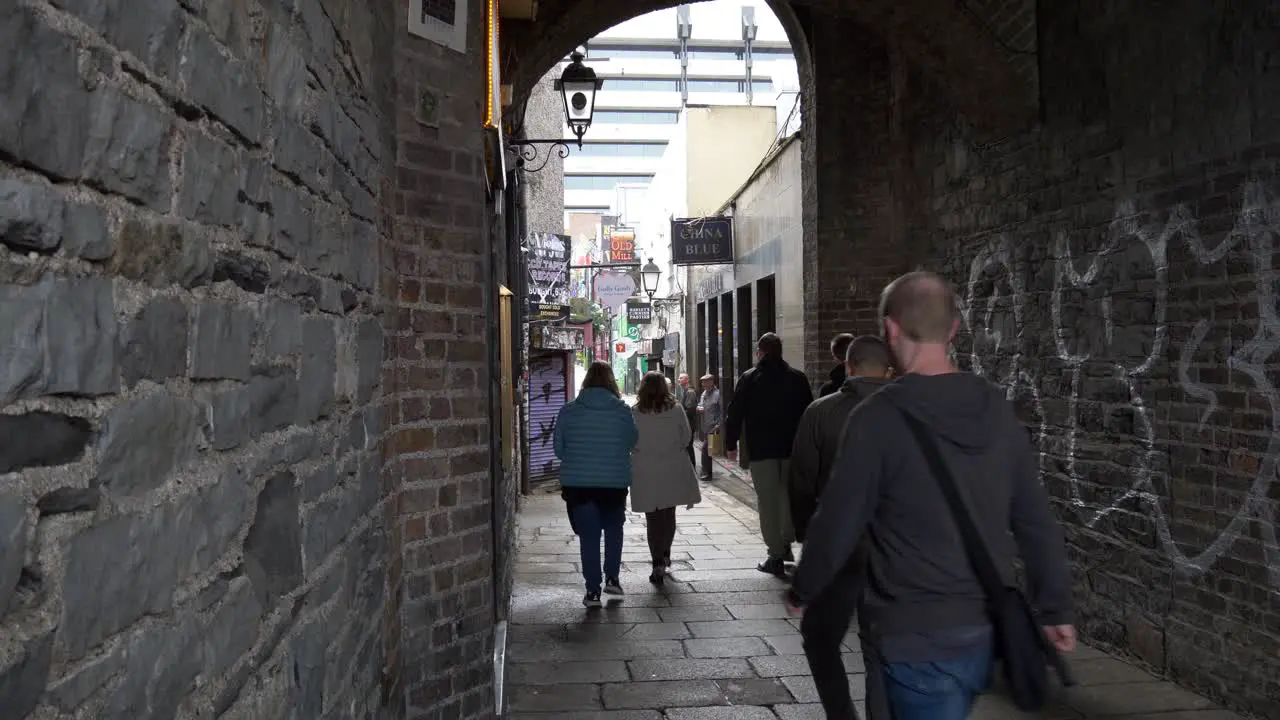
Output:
[583, 591, 602, 608]
[604, 577, 624, 595]
[757, 557, 787, 577]
[649, 566, 666, 586]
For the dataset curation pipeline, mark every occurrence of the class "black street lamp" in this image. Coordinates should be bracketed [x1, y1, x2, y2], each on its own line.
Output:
[508, 51, 604, 172]
[640, 258, 661, 301]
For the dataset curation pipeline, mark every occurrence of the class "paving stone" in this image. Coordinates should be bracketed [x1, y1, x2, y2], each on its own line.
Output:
[1063, 681, 1220, 715]
[507, 683, 602, 712]
[748, 653, 865, 677]
[512, 606, 666, 625]
[762, 635, 806, 655]
[718, 677, 794, 705]
[781, 674, 866, 703]
[615, 622, 693, 640]
[504, 707, 660, 712]
[688, 619, 798, 638]
[656, 606, 735, 622]
[602, 680, 724, 709]
[689, 577, 793, 593]
[1066, 657, 1160, 685]
[725, 604, 799, 620]
[685, 637, 773, 658]
[628, 658, 755, 682]
[508, 640, 686, 663]
[666, 591, 790, 607]
[664, 707, 778, 720]
[509, 660, 630, 685]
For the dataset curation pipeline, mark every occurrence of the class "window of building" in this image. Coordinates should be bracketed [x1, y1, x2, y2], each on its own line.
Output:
[563, 175, 655, 191]
[592, 48, 680, 60]
[570, 143, 668, 158]
[686, 47, 745, 61]
[602, 77, 681, 91]
[685, 78, 774, 93]
[593, 110, 680, 124]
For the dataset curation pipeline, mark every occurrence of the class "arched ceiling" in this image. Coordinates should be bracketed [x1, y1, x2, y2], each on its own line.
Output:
[501, 0, 1038, 131]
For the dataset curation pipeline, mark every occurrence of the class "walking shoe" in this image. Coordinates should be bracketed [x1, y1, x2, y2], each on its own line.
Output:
[783, 548, 795, 563]
[604, 577, 624, 595]
[757, 557, 787, 577]
[649, 565, 666, 586]
[583, 591, 602, 608]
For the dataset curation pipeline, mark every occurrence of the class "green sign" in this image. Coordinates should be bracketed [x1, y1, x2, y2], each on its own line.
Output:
[626, 326, 640, 341]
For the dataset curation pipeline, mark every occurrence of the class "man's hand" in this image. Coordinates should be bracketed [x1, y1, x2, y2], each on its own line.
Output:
[1042, 624, 1076, 653]
[782, 589, 804, 616]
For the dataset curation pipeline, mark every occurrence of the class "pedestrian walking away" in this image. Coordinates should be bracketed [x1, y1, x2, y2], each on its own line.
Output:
[695, 374, 721, 481]
[818, 333, 856, 398]
[788, 334, 893, 544]
[675, 372, 699, 468]
[553, 361, 638, 608]
[630, 372, 703, 585]
[723, 332, 814, 576]
[788, 271, 1077, 720]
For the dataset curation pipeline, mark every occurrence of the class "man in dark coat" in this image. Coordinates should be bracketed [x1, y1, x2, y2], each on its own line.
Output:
[788, 335, 892, 543]
[676, 373, 699, 466]
[817, 333, 855, 397]
[723, 333, 814, 576]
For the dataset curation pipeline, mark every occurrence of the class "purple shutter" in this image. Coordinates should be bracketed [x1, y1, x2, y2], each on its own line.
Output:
[526, 352, 568, 485]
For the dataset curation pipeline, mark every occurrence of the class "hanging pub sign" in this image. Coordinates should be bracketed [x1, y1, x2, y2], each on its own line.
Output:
[625, 302, 653, 325]
[531, 325, 585, 351]
[525, 232, 571, 321]
[604, 224, 637, 264]
[671, 216, 733, 265]
[594, 272, 636, 311]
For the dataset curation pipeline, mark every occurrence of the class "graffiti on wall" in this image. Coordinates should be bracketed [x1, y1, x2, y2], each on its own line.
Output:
[962, 180, 1280, 587]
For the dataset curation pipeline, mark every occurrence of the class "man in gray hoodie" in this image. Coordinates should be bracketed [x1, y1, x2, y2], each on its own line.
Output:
[788, 335, 892, 544]
[789, 271, 1075, 720]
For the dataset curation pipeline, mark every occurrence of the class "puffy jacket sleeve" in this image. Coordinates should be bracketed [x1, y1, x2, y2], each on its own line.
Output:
[622, 406, 639, 449]
[553, 405, 569, 459]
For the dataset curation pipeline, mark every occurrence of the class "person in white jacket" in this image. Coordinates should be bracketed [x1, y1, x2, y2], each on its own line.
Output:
[630, 372, 703, 585]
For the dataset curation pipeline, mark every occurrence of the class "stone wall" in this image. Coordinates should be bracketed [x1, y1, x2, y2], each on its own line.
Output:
[0, 0, 396, 717]
[812, 2, 1280, 715]
[520, 69, 567, 235]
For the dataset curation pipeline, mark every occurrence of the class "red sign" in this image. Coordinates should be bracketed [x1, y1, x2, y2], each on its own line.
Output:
[615, 342, 626, 353]
[606, 226, 636, 264]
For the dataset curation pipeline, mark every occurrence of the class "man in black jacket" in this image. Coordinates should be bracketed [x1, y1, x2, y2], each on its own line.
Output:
[817, 333, 855, 398]
[724, 333, 814, 576]
[788, 335, 892, 544]
[789, 272, 1076, 720]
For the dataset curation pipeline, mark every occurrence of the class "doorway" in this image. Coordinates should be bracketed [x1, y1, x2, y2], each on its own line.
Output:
[756, 275, 776, 335]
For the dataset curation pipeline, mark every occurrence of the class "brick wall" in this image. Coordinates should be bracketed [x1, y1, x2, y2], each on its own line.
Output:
[828, 2, 1280, 715]
[0, 0, 394, 717]
[386, 0, 497, 717]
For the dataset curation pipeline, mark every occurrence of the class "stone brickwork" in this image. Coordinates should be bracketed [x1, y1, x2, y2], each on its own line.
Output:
[520, 69, 567, 235]
[384, 0, 498, 716]
[0, 0, 395, 716]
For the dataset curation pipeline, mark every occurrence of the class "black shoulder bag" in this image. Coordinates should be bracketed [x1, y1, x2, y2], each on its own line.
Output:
[897, 409, 1076, 711]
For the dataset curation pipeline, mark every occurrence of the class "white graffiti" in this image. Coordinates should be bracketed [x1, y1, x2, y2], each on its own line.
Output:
[963, 181, 1280, 587]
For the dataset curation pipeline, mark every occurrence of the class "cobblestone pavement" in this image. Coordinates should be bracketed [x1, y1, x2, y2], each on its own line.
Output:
[505, 485, 1246, 719]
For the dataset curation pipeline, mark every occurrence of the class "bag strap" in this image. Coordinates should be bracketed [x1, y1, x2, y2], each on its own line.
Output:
[896, 408, 1008, 599]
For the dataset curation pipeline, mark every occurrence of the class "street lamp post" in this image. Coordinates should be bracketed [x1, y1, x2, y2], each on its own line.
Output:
[640, 258, 661, 301]
[507, 51, 604, 172]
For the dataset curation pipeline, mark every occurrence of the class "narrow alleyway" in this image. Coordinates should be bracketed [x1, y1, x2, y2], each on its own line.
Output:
[505, 485, 1247, 719]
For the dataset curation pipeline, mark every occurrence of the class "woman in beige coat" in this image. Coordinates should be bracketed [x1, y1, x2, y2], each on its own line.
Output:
[630, 372, 703, 585]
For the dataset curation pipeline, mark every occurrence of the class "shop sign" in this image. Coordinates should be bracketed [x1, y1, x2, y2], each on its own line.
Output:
[671, 217, 733, 265]
[594, 272, 635, 311]
[525, 232, 570, 320]
[625, 302, 653, 325]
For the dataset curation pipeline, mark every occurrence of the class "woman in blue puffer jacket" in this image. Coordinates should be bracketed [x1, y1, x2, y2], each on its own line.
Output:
[554, 361, 639, 608]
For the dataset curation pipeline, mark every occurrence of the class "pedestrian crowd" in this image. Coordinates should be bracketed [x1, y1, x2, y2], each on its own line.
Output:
[552, 271, 1076, 719]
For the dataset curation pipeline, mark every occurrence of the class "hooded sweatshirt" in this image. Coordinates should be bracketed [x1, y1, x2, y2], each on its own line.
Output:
[788, 376, 889, 542]
[553, 387, 638, 489]
[791, 372, 1073, 656]
[818, 363, 847, 398]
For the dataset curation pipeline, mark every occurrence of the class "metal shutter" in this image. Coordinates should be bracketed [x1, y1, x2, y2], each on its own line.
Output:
[526, 352, 568, 485]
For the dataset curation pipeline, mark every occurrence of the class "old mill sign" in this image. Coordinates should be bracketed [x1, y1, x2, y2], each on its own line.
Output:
[671, 217, 733, 265]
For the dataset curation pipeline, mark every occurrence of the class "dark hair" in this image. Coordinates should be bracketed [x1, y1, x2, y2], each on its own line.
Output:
[846, 335, 891, 372]
[756, 332, 782, 357]
[635, 372, 675, 413]
[879, 271, 960, 343]
[830, 333, 855, 362]
[581, 361, 620, 397]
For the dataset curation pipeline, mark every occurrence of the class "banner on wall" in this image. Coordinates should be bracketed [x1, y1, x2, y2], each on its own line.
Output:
[625, 302, 653, 325]
[525, 232, 571, 320]
[671, 217, 733, 265]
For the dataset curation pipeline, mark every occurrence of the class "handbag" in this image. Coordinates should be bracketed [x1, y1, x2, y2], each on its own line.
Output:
[706, 432, 723, 456]
[897, 409, 1076, 711]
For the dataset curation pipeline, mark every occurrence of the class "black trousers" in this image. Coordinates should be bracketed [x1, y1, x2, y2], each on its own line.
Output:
[800, 576, 862, 720]
[644, 507, 677, 566]
[699, 432, 713, 478]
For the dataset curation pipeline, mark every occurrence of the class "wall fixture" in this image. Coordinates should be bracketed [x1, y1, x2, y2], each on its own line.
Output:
[507, 51, 603, 172]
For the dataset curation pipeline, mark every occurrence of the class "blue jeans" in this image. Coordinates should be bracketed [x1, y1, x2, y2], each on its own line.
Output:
[882, 644, 993, 720]
[569, 498, 625, 594]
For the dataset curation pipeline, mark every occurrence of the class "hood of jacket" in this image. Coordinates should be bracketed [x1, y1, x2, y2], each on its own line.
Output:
[575, 386, 628, 410]
[839, 376, 890, 403]
[876, 372, 1002, 453]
